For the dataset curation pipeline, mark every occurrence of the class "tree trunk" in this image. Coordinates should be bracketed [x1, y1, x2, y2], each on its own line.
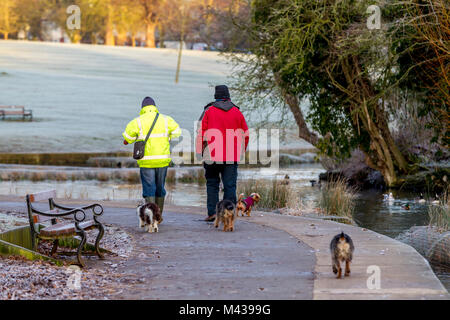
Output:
[158, 23, 165, 48]
[337, 56, 411, 187]
[284, 92, 319, 146]
[105, 3, 115, 46]
[146, 22, 156, 48]
[131, 35, 136, 47]
[4, 0, 10, 40]
[274, 73, 318, 146]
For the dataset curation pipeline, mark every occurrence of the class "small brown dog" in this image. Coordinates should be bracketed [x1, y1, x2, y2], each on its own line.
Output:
[330, 232, 354, 278]
[236, 193, 261, 217]
[214, 199, 236, 232]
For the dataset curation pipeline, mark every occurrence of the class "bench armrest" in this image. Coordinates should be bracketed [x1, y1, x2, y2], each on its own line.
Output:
[32, 207, 86, 223]
[52, 202, 103, 216]
[52, 201, 103, 224]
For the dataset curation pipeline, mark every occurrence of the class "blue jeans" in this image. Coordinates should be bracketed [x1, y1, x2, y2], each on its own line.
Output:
[204, 163, 238, 216]
[140, 167, 168, 198]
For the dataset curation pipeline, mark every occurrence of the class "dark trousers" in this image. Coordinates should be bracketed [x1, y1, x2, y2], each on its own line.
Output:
[140, 167, 168, 198]
[204, 163, 238, 216]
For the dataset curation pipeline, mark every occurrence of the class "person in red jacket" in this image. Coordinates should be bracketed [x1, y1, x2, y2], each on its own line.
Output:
[196, 85, 249, 221]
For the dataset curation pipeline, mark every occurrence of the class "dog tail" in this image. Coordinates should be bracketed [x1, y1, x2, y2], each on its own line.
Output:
[238, 193, 245, 201]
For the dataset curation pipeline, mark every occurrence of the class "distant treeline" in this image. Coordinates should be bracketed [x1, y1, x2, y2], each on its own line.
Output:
[0, 0, 250, 49]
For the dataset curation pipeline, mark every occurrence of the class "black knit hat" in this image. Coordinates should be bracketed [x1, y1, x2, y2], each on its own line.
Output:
[142, 96, 156, 108]
[214, 85, 230, 100]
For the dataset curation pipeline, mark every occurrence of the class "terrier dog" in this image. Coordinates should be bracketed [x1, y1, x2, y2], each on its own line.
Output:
[330, 232, 354, 278]
[137, 202, 162, 233]
[214, 199, 236, 232]
[236, 193, 261, 217]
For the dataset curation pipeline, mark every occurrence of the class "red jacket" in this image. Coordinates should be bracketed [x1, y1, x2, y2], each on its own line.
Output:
[196, 100, 249, 163]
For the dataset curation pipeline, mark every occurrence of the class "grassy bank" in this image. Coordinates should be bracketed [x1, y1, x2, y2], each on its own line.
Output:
[0, 148, 318, 168]
[237, 179, 296, 210]
[318, 177, 357, 220]
[428, 189, 449, 232]
[0, 152, 132, 167]
[0, 167, 208, 184]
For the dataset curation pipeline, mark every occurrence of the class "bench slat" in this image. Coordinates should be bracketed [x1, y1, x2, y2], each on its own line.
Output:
[28, 190, 57, 202]
[2, 111, 26, 115]
[40, 220, 96, 237]
[33, 213, 59, 223]
[0, 106, 25, 109]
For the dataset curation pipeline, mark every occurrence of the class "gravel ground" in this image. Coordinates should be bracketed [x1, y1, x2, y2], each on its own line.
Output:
[0, 210, 136, 300]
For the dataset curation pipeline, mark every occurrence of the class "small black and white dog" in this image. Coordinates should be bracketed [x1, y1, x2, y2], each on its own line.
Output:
[136, 202, 162, 233]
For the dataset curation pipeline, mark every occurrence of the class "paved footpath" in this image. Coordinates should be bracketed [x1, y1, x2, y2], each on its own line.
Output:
[0, 197, 448, 300]
[0, 199, 315, 299]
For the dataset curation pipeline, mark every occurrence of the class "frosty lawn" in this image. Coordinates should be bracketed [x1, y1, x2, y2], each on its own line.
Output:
[0, 41, 230, 153]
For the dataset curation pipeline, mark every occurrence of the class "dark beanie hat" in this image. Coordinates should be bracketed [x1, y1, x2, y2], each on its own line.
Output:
[214, 85, 230, 100]
[142, 96, 156, 108]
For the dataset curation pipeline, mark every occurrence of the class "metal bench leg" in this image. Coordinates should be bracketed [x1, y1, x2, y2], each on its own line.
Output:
[95, 223, 105, 259]
[50, 239, 59, 256]
[76, 230, 87, 268]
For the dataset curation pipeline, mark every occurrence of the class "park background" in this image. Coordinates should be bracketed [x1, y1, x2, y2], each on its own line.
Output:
[0, 0, 448, 295]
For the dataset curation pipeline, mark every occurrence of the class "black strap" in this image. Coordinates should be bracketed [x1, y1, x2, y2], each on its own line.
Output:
[144, 113, 160, 144]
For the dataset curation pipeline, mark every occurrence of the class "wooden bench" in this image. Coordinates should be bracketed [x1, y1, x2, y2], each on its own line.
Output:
[26, 190, 105, 267]
[0, 105, 33, 120]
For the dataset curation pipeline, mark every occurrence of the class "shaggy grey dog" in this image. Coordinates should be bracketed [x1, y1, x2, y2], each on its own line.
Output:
[330, 232, 354, 278]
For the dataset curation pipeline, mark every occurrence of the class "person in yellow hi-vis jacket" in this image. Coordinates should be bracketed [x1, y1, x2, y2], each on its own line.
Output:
[122, 97, 181, 218]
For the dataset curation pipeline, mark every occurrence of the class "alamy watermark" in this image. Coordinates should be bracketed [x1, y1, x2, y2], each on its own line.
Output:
[170, 125, 280, 169]
[65, 265, 82, 290]
[66, 5, 81, 30]
[366, 265, 381, 290]
[366, 5, 381, 30]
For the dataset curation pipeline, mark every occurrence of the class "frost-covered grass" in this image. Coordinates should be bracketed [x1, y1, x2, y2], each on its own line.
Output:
[0, 41, 230, 153]
[428, 190, 449, 232]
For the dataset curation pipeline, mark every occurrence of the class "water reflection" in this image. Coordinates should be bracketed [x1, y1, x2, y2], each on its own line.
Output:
[354, 190, 430, 238]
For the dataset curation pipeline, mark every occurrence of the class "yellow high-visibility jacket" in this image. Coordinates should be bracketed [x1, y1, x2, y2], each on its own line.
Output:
[123, 105, 181, 168]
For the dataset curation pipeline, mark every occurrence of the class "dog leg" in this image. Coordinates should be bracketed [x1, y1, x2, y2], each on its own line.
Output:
[345, 260, 351, 276]
[214, 216, 219, 228]
[337, 266, 342, 279]
[332, 264, 338, 274]
[247, 207, 252, 217]
[138, 216, 144, 228]
[334, 259, 342, 278]
[225, 217, 231, 232]
[332, 256, 338, 274]
[230, 215, 235, 231]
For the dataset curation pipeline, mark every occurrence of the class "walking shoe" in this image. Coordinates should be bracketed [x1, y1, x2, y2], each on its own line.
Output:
[204, 214, 216, 222]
